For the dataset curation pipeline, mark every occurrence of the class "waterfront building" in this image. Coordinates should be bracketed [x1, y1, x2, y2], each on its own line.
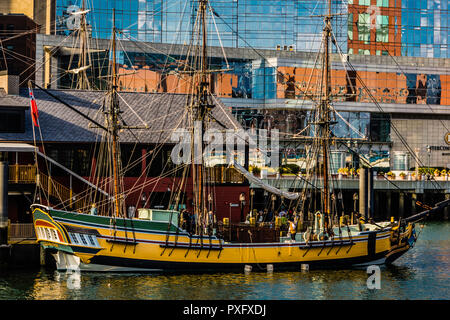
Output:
[48, 0, 449, 58]
[0, 0, 449, 227]
[0, 83, 248, 225]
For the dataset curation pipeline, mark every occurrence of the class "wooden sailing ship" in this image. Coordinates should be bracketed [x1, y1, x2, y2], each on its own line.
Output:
[31, 0, 449, 272]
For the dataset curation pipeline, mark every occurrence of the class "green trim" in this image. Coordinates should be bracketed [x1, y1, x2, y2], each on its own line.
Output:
[47, 209, 179, 233]
[41, 241, 74, 254]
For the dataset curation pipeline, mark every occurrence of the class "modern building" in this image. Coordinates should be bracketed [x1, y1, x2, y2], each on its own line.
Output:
[0, 14, 40, 85]
[49, 0, 449, 58]
[1, 0, 450, 225]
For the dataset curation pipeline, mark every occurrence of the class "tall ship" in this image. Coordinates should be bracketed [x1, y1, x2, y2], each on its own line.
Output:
[30, 0, 449, 272]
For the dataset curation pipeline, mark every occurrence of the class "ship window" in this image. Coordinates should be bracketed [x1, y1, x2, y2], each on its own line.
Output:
[79, 234, 88, 245]
[87, 235, 96, 246]
[37, 227, 43, 239]
[45, 228, 51, 240]
[51, 229, 58, 241]
[70, 233, 79, 244]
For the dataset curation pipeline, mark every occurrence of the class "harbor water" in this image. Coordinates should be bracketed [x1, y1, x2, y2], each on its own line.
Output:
[0, 222, 448, 300]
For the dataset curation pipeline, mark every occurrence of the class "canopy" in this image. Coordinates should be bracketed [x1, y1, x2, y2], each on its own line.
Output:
[0, 143, 37, 152]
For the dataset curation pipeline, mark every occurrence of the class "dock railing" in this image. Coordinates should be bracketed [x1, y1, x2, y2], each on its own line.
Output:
[8, 164, 36, 184]
[8, 164, 84, 210]
[7, 221, 36, 242]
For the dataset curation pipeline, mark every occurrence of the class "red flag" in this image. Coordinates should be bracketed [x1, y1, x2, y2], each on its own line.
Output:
[28, 87, 39, 127]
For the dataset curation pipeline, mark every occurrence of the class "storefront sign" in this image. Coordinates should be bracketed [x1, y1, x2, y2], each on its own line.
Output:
[429, 146, 450, 151]
[445, 132, 450, 145]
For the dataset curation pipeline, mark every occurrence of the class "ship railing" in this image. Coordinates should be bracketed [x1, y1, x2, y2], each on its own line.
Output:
[217, 221, 281, 243]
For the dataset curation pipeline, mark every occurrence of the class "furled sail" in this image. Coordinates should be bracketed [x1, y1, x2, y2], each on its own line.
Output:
[232, 162, 300, 200]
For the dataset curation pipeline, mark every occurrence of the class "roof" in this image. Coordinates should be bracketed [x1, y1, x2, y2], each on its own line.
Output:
[0, 89, 27, 108]
[0, 88, 241, 144]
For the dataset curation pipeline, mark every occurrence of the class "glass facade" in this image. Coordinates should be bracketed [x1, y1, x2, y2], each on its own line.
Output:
[348, 0, 449, 58]
[401, 0, 448, 58]
[59, 49, 253, 97]
[56, 0, 448, 57]
[51, 0, 449, 173]
[55, 0, 348, 51]
[275, 63, 449, 106]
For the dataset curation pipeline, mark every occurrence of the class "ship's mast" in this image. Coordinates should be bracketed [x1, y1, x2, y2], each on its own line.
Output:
[76, 0, 91, 90]
[99, 9, 148, 217]
[320, 0, 333, 229]
[110, 9, 121, 218]
[192, 0, 212, 227]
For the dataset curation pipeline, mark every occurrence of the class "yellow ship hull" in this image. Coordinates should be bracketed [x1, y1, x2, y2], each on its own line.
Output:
[32, 205, 414, 272]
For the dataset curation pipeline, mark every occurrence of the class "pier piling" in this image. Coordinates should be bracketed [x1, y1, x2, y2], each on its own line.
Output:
[359, 168, 368, 220]
[0, 157, 9, 246]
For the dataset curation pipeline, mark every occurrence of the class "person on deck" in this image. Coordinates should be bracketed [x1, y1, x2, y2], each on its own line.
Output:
[90, 204, 98, 216]
[181, 209, 189, 230]
[257, 210, 263, 223]
[288, 217, 297, 241]
[127, 205, 136, 219]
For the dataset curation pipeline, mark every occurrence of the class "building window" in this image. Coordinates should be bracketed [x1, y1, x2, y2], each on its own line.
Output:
[393, 152, 410, 171]
[46, 144, 91, 177]
[370, 113, 390, 142]
[0, 109, 25, 133]
[376, 15, 389, 42]
[358, 13, 371, 44]
[359, 49, 371, 55]
[359, 0, 370, 5]
[377, 0, 389, 7]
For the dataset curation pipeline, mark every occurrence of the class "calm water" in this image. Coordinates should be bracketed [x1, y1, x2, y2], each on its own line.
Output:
[0, 222, 448, 300]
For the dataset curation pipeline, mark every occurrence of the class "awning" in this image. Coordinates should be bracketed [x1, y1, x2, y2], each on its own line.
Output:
[0, 143, 37, 152]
